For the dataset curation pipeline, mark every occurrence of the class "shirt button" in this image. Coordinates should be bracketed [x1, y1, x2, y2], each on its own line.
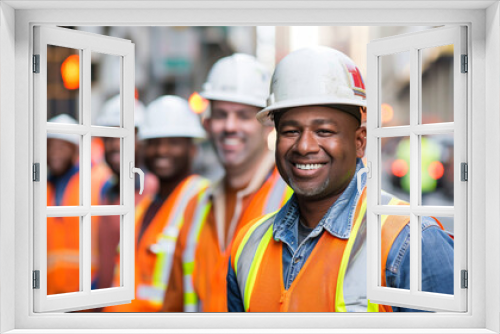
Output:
[293, 257, 300, 264]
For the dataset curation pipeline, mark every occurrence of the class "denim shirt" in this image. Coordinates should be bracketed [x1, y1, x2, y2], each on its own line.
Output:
[227, 158, 454, 312]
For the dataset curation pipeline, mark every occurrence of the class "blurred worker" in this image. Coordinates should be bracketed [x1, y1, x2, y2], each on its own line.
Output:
[227, 46, 454, 312]
[95, 95, 158, 290]
[104, 95, 210, 312]
[46, 114, 81, 295]
[162, 54, 293, 312]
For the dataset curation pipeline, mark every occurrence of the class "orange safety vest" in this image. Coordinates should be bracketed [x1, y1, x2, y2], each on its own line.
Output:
[47, 168, 104, 295]
[105, 175, 209, 312]
[46, 171, 81, 295]
[231, 188, 431, 312]
[182, 168, 293, 312]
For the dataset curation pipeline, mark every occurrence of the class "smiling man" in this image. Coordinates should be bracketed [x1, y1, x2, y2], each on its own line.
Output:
[227, 46, 454, 312]
[162, 54, 292, 312]
[103, 95, 209, 312]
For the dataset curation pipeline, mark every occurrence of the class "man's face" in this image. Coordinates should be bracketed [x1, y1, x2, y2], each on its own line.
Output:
[47, 138, 78, 177]
[103, 137, 121, 176]
[144, 137, 194, 181]
[204, 100, 272, 170]
[275, 106, 366, 201]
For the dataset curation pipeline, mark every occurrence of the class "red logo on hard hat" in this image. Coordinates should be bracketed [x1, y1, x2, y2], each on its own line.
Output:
[344, 62, 366, 98]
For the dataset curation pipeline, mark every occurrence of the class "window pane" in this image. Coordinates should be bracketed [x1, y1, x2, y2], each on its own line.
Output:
[380, 51, 410, 127]
[47, 45, 80, 123]
[421, 134, 454, 206]
[421, 216, 454, 295]
[92, 52, 122, 127]
[381, 136, 410, 204]
[47, 216, 80, 295]
[47, 134, 80, 206]
[92, 136, 121, 206]
[92, 215, 121, 290]
[420, 45, 454, 124]
[380, 214, 410, 290]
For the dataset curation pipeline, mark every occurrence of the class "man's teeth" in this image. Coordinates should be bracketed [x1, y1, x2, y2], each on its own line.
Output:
[295, 163, 324, 170]
[224, 138, 241, 145]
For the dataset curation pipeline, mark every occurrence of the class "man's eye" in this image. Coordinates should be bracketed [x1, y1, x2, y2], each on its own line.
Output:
[281, 129, 299, 135]
[211, 113, 226, 119]
[317, 129, 335, 135]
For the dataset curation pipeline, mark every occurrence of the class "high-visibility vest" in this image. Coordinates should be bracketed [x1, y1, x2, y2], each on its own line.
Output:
[105, 175, 210, 312]
[46, 171, 81, 295]
[182, 168, 293, 312]
[231, 188, 436, 312]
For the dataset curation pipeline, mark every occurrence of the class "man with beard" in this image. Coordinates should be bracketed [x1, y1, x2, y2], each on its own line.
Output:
[227, 46, 454, 312]
[162, 54, 293, 312]
[103, 95, 209, 312]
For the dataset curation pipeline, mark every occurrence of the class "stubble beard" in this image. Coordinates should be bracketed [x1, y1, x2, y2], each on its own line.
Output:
[287, 176, 330, 199]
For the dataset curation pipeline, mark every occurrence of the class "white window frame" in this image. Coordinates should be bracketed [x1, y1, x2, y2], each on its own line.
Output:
[1, 1, 498, 333]
[33, 25, 136, 312]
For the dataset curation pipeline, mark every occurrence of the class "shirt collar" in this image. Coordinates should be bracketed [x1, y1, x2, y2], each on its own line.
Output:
[273, 158, 365, 242]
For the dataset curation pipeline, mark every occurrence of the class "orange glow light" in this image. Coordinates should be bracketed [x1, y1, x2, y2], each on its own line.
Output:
[392, 159, 408, 178]
[428, 161, 445, 180]
[381, 103, 394, 124]
[61, 55, 80, 90]
[188, 92, 209, 114]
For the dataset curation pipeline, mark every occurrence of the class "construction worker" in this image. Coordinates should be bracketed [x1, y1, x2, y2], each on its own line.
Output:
[162, 53, 293, 312]
[227, 46, 454, 312]
[46, 114, 81, 295]
[103, 95, 210, 312]
[94, 95, 158, 290]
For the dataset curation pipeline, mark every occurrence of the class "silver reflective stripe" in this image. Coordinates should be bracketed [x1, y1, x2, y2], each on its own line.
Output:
[264, 176, 288, 214]
[235, 214, 275, 303]
[137, 284, 164, 304]
[154, 176, 209, 289]
[381, 190, 394, 205]
[182, 190, 212, 311]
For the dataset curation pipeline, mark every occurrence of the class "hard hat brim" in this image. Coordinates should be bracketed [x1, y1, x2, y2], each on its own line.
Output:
[201, 91, 267, 109]
[139, 128, 206, 141]
[257, 97, 366, 126]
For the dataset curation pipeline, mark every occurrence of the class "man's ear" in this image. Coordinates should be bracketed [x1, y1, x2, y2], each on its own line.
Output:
[202, 117, 211, 136]
[355, 126, 367, 158]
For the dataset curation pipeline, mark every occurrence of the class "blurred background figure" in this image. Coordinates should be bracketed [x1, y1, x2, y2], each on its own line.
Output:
[94, 95, 159, 291]
[46, 114, 81, 295]
[162, 54, 292, 313]
[104, 95, 210, 312]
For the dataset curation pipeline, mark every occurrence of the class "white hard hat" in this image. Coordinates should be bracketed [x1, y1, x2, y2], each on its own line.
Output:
[257, 46, 366, 126]
[96, 94, 146, 129]
[200, 53, 271, 108]
[47, 114, 79, 146]
[139, 95, 206, 141]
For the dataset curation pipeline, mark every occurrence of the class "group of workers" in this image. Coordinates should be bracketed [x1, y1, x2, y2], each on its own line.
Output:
[46, 46, 454, 312]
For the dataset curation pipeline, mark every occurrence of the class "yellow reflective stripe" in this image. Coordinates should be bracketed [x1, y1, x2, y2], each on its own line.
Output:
[282, 186, 294, 205]
[367, 300, 379, 312]
[184, 292, 198, 306]
[234, 212, 275, 276]
[183, 261, 194, 275]
[243, 224, 274, 312]
[335, 197, 367, 312]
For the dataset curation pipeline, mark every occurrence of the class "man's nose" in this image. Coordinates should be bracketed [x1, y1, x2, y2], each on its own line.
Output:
[295, 131, 320, 156]
[223, 113, 238, 133]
